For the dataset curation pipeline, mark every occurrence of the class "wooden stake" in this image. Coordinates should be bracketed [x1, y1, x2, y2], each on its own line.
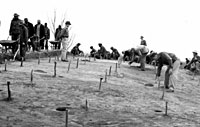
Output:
[49, 56, 51, 63]
[67, 60, 71, 72]
[104, 69, 107, 83]
[54, 61, 57, 77]
[85, 99, 89, 111]
[4, 59, 7, 71]
[99, 78, 103, 91]
[65, 110, 68, 127]
[31, 69, 33, 84]
[109, 66, 112, 76]
[165, 101, 168, 116]
[38, 54, 40, 65]
[161, 84, 165, 99]
[89, 56, 91, 62]
[20, 57, 23, 67]
[76, 58, 79, 68]
[57, 55, 59, 61]
[7, 81, 11, 100]
[115, 63, 118, 72]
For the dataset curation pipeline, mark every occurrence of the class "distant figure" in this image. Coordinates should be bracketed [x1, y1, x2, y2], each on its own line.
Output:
[19, 21, 28, 60]
[140, 36, 147, 46]
[97, 43, 107, 59]
[155, 52, 180, 92]
[90, 46, 96, 57]
[185, 51, 200, 71]
[24, 18, 34, 51]
[34, 20, 45, 51]
[71, 43, 83, 56]
[55, 25, 62, 49]
[110, 47, 120, 60]
[9, 13, 22, 53]
[44, 23, 50, 50]
[59, 21, 71, 62]
[129, 45, 149, 71]
[146, 50, 157, 64]
[185, 58, 190, 64]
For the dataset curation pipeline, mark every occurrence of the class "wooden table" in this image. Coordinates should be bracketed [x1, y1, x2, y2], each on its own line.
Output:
[0, 40, 18, 53]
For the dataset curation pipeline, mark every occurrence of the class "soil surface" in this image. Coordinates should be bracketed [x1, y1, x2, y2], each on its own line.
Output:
[0, 56, 200, 127]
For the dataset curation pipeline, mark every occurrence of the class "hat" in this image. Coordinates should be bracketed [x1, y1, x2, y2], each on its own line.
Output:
[65, 21, 71, 25]
[192, 50, 198, 54]
[140, 36, 144, 39]
[14, 13, 19, 17]
[77, 43, 81, 46]
[98, 43, 102, 46]
[110, 47, 113, 49]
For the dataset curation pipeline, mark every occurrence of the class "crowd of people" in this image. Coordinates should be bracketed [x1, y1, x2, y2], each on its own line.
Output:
[7, 13, 200, 93]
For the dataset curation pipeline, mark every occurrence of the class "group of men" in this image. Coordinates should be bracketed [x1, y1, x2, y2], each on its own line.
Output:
[9, 13, 51, 59]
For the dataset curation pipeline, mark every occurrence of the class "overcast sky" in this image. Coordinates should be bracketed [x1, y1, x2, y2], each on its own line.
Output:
[0, 0, 200, 61]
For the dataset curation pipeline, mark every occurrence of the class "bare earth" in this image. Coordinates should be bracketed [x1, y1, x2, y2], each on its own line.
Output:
[0, 56, 200, 127]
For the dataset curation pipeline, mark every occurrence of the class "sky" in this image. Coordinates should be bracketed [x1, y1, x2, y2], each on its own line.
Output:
[0, 0, 200, 61]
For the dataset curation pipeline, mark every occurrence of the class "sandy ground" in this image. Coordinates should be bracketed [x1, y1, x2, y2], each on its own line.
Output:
[0, 56, 200, 127]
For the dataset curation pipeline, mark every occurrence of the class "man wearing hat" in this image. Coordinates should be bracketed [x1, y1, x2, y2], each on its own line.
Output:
[185, 50, 200, 71]
[9, 13, 22, 53]
[140, 36, 147, 46]
[59, 21, 71, 61]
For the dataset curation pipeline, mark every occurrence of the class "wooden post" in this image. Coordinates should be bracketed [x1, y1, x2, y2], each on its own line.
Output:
[20, 57, 23, 67]
[85, 99, 89, 111]
[38, 54, 40, 65]
[99, 78, 103, 91]
[89, 56, 91, 62]
[109, 66, 112, 76]
[65, 110, 68, 127]
[161, 84, 165, 99]
[54, 61, 57, 77]
[76, 58, 79, 68]
[67, 60, 71, 72]
[49, 56, 51, 63]
[31, 69, 33, 84]
[115, 63, 117, 72]
[104, 69, 107, 83]
[4, 59, 7, 71]
[7, 81, 11, 100]
[165, 101, 168, 116]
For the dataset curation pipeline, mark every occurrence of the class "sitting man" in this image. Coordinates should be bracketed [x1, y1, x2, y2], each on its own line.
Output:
[90, 46, 97, 57]
[71, 43, 83, 56]
[185, 50, 200, 72]
[97, 43, 107, 59]
[155, 52, 180, 92]
[110, 47, 120, 60]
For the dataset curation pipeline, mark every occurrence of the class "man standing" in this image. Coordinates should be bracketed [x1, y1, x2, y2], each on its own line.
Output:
[140, 36, 147, 46]
[34, 20, 45, 51]
[156, 52, 180, 92]
[19, 22, 28, 60]
[59, 21, 71, 62]
[24, 18, 34, 51]
[9, 13, 22, 53]
[44, 23, 50, 50]
[55, 25, 62, 49]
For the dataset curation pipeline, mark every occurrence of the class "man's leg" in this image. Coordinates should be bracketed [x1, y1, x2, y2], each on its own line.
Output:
[164, 66, 170, 89]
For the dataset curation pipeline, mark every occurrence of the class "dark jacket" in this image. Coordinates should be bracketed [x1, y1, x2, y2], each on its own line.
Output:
[141, 40, 147, 46]
[156, 52, 178, 77]
[24, 22, 34, 38]
[44, 26, 50, 39]
[19, 24, 28, 45]
[59, 28, 69, 38]
[34, 24, 45, 39]
[9, 18, 22, 35]
[55, 27, 62, 40]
